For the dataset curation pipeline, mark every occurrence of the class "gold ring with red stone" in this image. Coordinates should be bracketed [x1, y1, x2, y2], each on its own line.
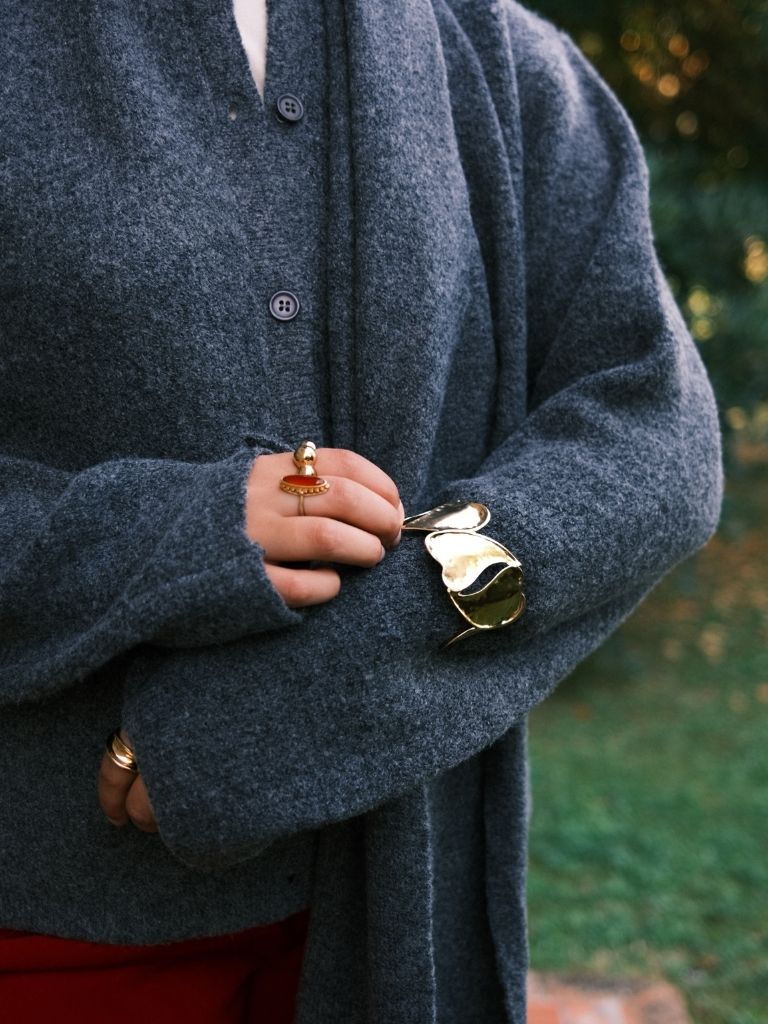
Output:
[279, 440, 331, 516]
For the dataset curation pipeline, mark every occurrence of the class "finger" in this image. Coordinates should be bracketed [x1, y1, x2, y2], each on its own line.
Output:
[98, 751, 137, 826]
[125, 774, 159, 834]
[265, 564, 341, 607]
[275, 475, 402, 547]
[314, 449, 401, 509]
[264, 516, 386, 567]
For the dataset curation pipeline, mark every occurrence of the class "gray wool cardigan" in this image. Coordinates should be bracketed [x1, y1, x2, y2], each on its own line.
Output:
[0, 0, 722, 1021]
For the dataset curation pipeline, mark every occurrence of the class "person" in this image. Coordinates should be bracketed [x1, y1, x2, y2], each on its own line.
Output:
[0, 0, 723, 1021]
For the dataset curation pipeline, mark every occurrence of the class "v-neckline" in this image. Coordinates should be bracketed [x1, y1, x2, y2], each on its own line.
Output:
[232, 0, 270, 107]
[185, 0, 280, 121]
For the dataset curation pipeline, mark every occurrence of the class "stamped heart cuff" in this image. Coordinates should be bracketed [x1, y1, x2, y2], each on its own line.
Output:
[402, 502, 526, 649]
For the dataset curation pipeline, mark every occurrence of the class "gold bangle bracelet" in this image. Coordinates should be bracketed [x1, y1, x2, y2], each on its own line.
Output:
[402, 501, 526, 649]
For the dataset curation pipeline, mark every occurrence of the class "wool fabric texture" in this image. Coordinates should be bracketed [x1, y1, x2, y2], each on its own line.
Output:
[0, 0, 723, 1022]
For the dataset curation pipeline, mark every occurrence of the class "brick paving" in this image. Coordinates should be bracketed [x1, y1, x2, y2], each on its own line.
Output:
[528, 972, 693, 1024]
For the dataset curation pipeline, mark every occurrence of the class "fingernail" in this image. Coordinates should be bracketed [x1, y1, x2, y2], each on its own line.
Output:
[378, 546, 386, 562]
[107, 817, 124, 827]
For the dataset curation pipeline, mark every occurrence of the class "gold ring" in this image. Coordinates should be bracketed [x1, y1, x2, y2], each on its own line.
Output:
[105, 730, 139, 773]
[279, 440, 331, 515]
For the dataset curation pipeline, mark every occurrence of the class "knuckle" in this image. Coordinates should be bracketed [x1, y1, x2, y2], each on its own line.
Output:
[388, 506, 402, 534]
[324, 570, 342, 598]
[383, 480, 400, 508]
[282, 572, 310, 606]
[311, 517, 339, 555]
[97, 762, 120, 791]
[99, 795, 117, 817]
[333, 448, 359, 477]
[129, 812, 156, 832]
[126, 797, 155, 832]
[366, 541, 384, 566]
[330, 475, 352, 503]
[98, 787, 122, 818]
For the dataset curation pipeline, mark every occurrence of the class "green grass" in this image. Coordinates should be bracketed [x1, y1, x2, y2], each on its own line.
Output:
[527, 462, 768, 1024]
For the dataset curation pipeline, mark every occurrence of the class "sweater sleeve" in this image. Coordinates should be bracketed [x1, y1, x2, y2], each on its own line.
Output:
[120, 12, 723, 871]
[0, 443, 301, 706]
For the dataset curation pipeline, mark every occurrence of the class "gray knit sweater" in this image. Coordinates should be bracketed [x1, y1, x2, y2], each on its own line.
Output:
[0, 0, 722, 1021]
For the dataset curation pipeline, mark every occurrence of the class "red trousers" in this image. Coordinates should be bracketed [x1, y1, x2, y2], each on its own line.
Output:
[0, 908, 310, 1024]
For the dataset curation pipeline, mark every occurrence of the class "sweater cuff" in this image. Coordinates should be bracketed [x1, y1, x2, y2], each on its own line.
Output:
[123, 445, 302, 648]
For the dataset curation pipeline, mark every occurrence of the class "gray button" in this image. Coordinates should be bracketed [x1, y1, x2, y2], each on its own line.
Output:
[274, 94, 304, 124]
[269, 290, 300, 321]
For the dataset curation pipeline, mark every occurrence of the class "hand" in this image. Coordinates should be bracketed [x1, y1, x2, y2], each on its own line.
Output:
[98, 731, 158, 833]
[245, 447, 404, 608]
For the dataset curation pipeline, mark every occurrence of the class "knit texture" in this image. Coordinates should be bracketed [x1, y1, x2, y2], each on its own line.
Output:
[0, 0, 722, 1021]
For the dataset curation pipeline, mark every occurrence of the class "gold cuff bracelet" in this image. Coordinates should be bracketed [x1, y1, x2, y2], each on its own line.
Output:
[402, 501, 526, 649]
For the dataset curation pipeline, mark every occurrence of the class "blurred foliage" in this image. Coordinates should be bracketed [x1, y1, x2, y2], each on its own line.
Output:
[526, 467, 768, 1024]
[524, 7, 768, 1019]
[532, 0, 768, 461]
